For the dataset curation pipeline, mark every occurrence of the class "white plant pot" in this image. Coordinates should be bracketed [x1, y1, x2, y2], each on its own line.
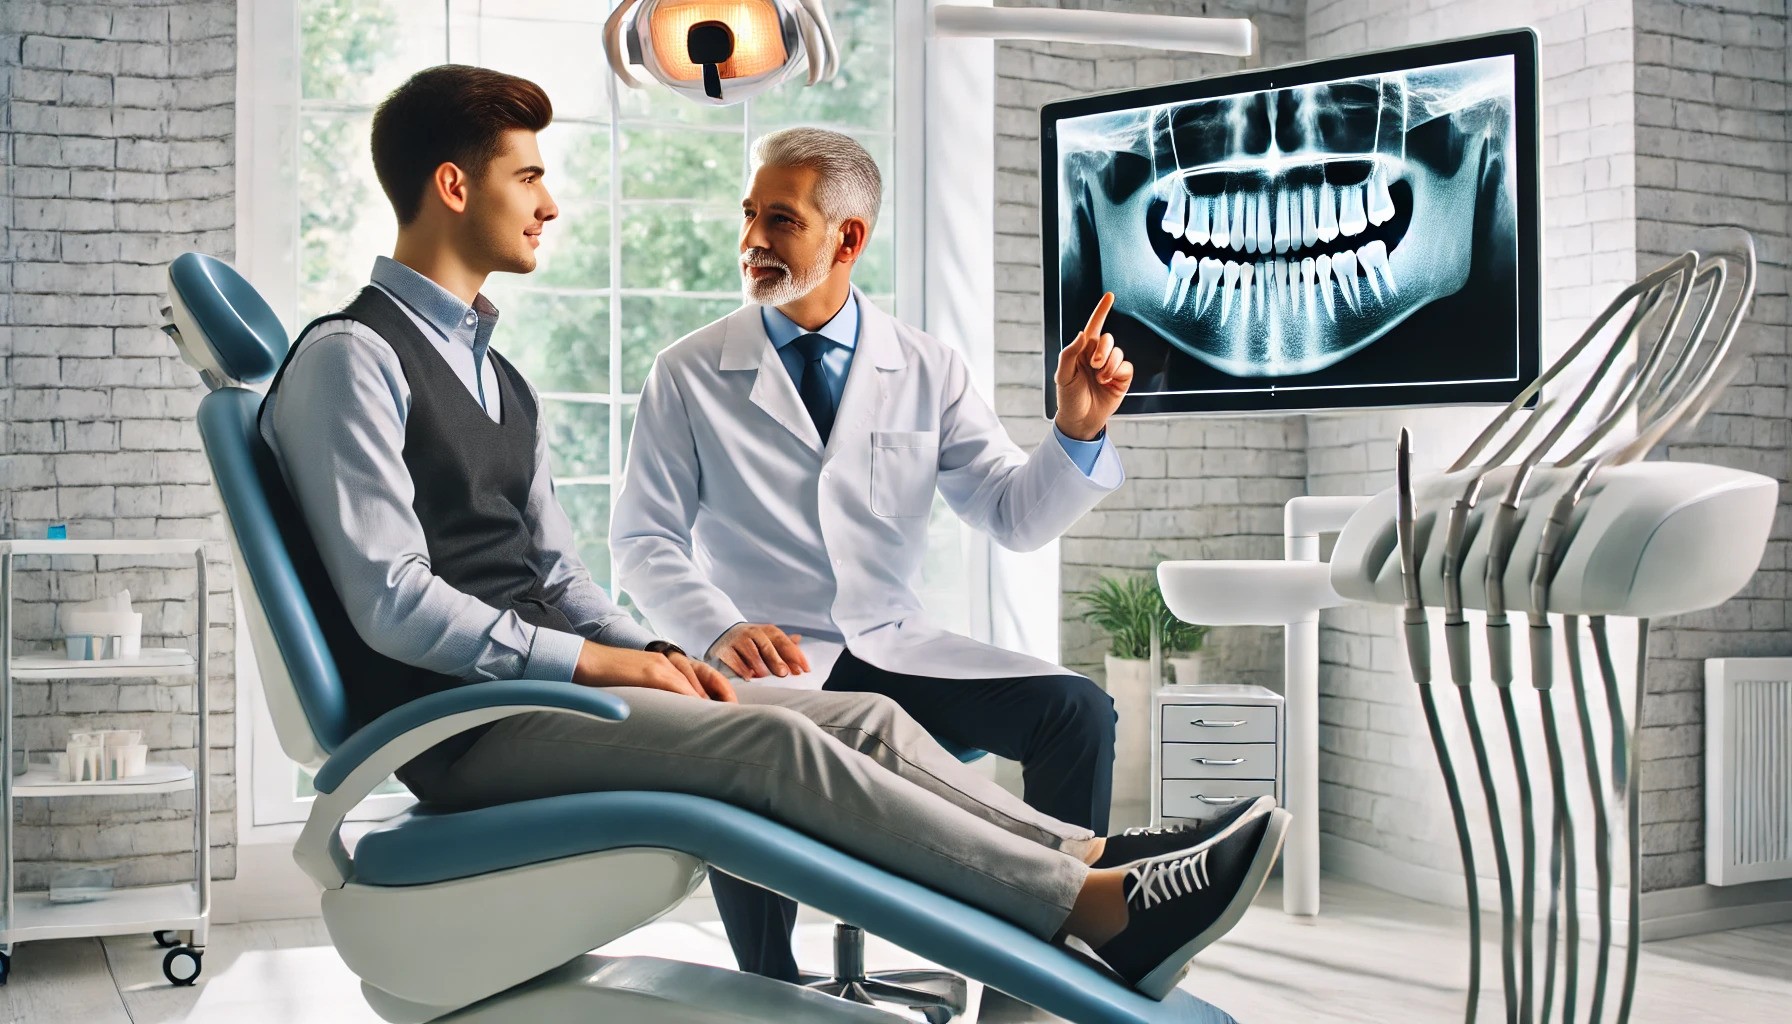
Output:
[1170, 654, 1207, 686]
[1103, 655, 1155, 820]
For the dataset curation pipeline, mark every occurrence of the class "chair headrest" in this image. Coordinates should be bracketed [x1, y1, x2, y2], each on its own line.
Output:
[165, 253, 289, 388]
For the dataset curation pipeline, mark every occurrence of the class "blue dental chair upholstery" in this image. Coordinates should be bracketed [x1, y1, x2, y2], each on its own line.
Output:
[166, 252, 1238, 1024]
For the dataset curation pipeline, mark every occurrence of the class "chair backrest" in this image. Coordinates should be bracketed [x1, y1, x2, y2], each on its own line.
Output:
[166, 252, 359, 766]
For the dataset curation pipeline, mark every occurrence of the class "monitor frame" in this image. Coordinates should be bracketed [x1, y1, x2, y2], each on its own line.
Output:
[1040, 29, 1542, 418]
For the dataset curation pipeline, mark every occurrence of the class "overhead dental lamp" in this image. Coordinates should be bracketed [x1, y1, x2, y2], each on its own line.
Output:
[604, 0, 839, 105]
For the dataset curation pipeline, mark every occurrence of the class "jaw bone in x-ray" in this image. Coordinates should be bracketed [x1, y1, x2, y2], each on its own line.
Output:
[1058, 56, 1518, 378]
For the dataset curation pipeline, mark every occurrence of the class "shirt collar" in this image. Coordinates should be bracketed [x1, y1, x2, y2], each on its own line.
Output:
[371, 255, 499, 347]
[760, 291, 860, 353]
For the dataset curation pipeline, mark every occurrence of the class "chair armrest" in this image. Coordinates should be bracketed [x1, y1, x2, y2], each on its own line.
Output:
[297, 680, 630, 889]
[313, 680, 628, 794]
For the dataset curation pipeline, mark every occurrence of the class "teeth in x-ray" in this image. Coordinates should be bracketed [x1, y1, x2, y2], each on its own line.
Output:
[1359, 238, 1397, 298]
[1164, 250, 1190, 305]
[1272, 191, 1292, 254]
[1254, 194, 1271, 255]
[1316, 253, 1337, 321]
[1186, 193, 1210, 245]
[1174, 251, 1198, 307]
[1300, 186, 1319, 248]
[1316, 183, 1339, 243]
[1300, 256, 1317, 317]
[1161, 184, 1188, 236]
[1212, 192, 1232, 250]
[1368, 165, 1396, 227]
[1196, 256, 1222, 315]
[1339, 184, 1368, 237]
[1242, 194, 1257, 254]
[1359, 246, 1384, 302]
[1239, 261, 1256, 322]
[1219, 260, 1241, 324]
[1334, 249, 1361, 312]
[1230, 193, 1248, 251]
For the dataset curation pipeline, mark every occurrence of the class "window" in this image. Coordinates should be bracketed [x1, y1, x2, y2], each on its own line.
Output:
[240, 0, 966, 827]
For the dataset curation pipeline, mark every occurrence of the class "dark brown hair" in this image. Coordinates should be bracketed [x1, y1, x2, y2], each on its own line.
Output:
[371, 64, 553, 225]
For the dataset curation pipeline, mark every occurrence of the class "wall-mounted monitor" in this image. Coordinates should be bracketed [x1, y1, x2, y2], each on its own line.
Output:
[1042, 30, 1540, 416]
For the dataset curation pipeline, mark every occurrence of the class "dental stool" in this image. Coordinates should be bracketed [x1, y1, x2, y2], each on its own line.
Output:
[164, 252, 1241, 1024]
[803, 739, 985, 1023]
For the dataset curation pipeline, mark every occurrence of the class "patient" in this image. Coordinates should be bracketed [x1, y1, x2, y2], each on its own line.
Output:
[258, 63, 1287, 1000]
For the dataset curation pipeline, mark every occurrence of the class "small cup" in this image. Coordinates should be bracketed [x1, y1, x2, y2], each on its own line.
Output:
[65, 742, 103, 782]
[111, 744, 148, 779]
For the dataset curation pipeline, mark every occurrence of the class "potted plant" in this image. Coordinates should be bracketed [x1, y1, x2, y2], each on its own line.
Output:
[1076, 574, 1210, 816]
[1076, 573, 1211, 681]
[1165, 612, 1211, 687]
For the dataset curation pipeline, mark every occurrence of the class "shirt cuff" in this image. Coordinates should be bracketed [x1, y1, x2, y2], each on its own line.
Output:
[1054, 425, 1107, 478]
[524, 626, 587, 683]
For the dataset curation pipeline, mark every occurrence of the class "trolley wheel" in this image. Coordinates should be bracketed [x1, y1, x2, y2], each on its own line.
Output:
[162, 946, 202, 986]
[0, 950, 10, 986]
[153, 929, 182, 948]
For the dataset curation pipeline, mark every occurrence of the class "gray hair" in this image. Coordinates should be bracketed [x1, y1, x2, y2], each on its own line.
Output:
[750, 127, 882, 232]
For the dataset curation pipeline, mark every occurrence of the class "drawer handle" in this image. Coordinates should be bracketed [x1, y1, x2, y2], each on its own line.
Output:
[1196, 794, 1246, 805]
[1191, 719, 1246, 727]
[1193, 757, 1246, 766]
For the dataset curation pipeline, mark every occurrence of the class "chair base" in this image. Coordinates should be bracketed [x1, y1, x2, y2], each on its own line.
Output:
[367, 954, 913, 1023]
[805, 923, 968, 1024]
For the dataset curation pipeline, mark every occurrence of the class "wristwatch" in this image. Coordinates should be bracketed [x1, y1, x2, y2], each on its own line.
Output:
[644, 640, 686, 659]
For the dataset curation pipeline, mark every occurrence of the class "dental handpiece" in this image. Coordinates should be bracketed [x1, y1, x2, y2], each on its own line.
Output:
[1523, 522, 1581, 1024]
[1398, 429, 1483, 1024]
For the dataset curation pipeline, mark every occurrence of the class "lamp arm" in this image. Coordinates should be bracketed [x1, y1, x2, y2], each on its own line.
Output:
[604, 0, 644, 90]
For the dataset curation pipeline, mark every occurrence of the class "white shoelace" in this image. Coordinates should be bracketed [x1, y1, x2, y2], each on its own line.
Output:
[1125, 848, 1212, 910]
[1120, 823, 1191, 838]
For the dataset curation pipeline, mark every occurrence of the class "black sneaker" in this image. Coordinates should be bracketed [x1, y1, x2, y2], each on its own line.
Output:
[1092, 795, 1276, 869]
[1092, 807, 1291, 999]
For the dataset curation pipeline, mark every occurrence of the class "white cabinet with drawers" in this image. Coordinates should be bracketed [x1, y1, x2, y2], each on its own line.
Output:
[1151, 684, 1285, 826]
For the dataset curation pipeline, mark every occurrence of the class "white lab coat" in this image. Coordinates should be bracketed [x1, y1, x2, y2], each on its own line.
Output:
[611, 285, 1124, 686]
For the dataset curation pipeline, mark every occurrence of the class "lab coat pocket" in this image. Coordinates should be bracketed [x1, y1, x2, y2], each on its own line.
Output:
[870, 430, 939, 518]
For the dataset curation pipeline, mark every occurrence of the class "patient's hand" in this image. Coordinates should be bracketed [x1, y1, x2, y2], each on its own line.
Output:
[708, 623, 810, 680]
[667, 651, 738, 703]
[575, 641, 725, 700]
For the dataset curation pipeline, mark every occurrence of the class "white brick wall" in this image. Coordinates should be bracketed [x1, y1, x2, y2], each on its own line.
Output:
[1, 1, 237, 889]
[995, 0, 1310, 687]
[1632, 0, 1790, 891]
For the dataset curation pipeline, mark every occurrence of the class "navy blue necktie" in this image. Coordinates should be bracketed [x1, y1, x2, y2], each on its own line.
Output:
[793, 333, 836, 444]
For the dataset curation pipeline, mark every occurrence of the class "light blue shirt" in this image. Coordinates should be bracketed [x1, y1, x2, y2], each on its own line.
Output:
[759, 295, 1108, 472]
[371, 255, 501, 417]
[260, 258, 661, 688]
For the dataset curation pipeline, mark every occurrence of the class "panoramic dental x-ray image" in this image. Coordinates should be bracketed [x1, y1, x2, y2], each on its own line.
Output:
[1054, 54, 1522, 411]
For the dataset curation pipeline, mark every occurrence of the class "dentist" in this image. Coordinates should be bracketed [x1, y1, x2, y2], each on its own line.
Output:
[612, 127, 1137, 982]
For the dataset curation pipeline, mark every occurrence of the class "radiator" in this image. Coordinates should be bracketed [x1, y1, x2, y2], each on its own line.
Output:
[1706, 657, 1792, 886]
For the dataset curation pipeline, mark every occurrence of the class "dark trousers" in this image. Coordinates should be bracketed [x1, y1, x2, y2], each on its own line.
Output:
[709, 647, 1116, 982]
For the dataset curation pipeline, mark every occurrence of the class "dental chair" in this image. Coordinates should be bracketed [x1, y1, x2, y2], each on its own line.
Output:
[163, 252, 1241, 1024]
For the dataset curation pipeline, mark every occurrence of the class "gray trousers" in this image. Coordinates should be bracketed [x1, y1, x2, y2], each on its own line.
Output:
[407, 684, 1095, 939]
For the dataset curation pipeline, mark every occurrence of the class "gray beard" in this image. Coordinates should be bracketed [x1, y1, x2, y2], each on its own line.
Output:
[742, 244, 836, 306]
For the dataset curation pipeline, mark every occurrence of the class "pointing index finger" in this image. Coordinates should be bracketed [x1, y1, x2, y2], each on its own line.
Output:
[1082, 292, 1115, 339]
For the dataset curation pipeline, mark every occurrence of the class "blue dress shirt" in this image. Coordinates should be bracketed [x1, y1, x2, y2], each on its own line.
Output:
[759, 295, 1107, 473]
